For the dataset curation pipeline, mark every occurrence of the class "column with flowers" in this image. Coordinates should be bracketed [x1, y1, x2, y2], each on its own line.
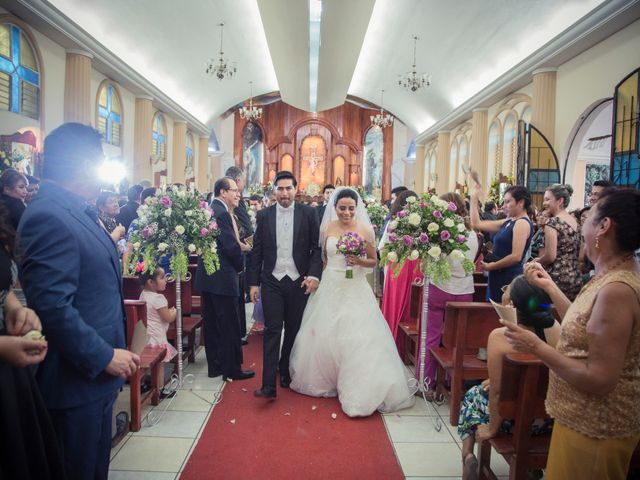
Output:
[380, 194, 473, 406]
[128, 187, 220, 382]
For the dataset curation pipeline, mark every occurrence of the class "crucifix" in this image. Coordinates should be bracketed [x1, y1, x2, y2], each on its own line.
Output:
[303, 144, 323, 175]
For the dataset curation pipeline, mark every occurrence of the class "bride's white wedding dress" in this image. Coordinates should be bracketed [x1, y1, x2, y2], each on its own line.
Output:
[289, 236, 415, 417]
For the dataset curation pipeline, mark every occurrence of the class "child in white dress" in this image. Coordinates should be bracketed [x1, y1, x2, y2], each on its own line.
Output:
[139, 267, 177, 389]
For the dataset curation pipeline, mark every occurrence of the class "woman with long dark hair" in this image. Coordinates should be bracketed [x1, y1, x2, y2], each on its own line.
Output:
[0, 168, 28, 230]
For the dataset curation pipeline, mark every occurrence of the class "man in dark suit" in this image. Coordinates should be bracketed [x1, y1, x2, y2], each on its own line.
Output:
[195, 176, 254, 381]
[116, 184, 143, 231]
[224, 166, 254, 340]
[248, 171, 322, 399]
[316, 183, 334, 223]
[17, 123, 140, 480]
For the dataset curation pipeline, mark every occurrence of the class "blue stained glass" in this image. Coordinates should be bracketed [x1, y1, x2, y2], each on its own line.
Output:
[0, 25, 39, 114]
[98, 84, 121, 144]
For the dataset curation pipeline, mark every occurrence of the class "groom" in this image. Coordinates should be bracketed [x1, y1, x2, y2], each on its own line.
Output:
[248, 171, 323, 399]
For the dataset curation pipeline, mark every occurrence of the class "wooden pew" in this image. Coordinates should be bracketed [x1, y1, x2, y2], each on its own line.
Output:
[473, 283, 488, 303]
[124, 300, 166, 432]
[430, 301, 501, 425]
[477, 353, 551, 480]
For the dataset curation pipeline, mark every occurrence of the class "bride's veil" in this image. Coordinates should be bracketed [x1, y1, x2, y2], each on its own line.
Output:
[318, 186, 375, 248]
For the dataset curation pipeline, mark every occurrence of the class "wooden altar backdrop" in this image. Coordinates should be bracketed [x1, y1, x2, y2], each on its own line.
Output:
[233, 100, 393, 199]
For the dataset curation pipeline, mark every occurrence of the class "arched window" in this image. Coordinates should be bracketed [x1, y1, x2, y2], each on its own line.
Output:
[0, 22, 40, 119]
[96, 81, 122, 146]
[333, 155, 345, 186]
[502, 113, 517, 177]
[185, 132, 194, 179]
[242, 122, 264, 189]
[363, 126, 384, 199]
[151, 112, 167, 165]
[488, 119, 501, 180]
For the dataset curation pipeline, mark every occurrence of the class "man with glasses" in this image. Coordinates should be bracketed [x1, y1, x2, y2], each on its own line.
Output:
[195, 177, 254, 381]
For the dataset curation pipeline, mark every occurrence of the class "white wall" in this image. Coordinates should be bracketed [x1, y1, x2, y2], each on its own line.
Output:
[555, 18, 640, 159]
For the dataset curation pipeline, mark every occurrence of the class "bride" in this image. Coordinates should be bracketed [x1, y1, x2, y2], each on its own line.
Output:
[289, 187, 415, 417]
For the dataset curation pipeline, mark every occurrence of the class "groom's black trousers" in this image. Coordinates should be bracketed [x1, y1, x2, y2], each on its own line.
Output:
[260, 274, 310, 388]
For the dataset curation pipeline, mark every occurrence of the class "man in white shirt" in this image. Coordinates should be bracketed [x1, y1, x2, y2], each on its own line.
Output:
[248, 171, 323, 399]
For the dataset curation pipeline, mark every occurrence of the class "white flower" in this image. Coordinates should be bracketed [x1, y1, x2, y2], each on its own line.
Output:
[387, 251, 398, 263]
[430, 195, 440, 203]
[203, 209, 212, 220]
[177, 189, 186, 198]
[444, 218, 455, 228]
[137, 205, 148, 215]
[409, 250, 420, 260]
[427, 222, 439, 232]
[158, 242, 169, 252]
[428, 246, 442, 258]
[185, 210, 193, 217]
[132, 242, 140, 250]
[211, 243, 217, 253]
[436, 198, 449, 209]
[408, 213, 421, 226]
[389, 220, 398, 230]
[406, 196, 417, 204]
[188, 243, 196, 253]
[248, 210, 256, 218]
[164, 208, 172, 217]
[457, 223, 466, 232]
[450, 249, 465, 261]
[175, 225, 185, 235]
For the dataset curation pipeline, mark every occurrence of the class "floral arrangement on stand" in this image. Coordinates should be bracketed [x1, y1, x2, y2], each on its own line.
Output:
[128, 187, 220, 279]
[379, 194, 474, 283]
[486, 174, 514, 206]
[336, 232, 367, 279]
[247, 183, 264, 197]
[365, 200, 389, 238]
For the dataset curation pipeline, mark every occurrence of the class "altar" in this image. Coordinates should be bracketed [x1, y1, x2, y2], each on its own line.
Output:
[234, 100, 393, 200]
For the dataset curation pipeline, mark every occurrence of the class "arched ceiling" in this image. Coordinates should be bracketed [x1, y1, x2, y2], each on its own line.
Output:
[9, 0, 637, 137]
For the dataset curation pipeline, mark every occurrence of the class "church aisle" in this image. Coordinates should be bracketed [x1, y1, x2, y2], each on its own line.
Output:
[108, 305, 511, 479]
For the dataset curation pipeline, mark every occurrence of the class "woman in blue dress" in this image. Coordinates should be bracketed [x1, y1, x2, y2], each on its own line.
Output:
[470, 184, 534, 302]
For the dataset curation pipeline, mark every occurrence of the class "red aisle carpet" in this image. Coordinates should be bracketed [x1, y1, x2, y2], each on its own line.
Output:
[180, 331, 405, 480]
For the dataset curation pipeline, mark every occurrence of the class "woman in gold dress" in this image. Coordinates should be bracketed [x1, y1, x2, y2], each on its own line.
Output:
[503, 187, 640, 480]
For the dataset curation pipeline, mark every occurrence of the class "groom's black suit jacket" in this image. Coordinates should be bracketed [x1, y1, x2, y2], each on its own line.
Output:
[247, 202, 323, 285]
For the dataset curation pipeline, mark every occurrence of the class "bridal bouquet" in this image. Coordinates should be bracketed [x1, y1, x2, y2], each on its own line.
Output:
[379, 194, 474, 283]
[128, 187, 220, 278]
[336, 231, 367, 279]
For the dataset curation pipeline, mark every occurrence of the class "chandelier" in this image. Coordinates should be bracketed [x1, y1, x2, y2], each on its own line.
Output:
[205, 23, 236, 80]
[239, 81, 262, 120]
[398, 35, 431, 92]
[370, 90, 394, 128]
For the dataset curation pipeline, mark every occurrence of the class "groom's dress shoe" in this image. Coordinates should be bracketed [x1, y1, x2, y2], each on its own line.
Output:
[254, 387, 277, 399]
[222, 370, 255, 381]
[280, 374, 291, 389]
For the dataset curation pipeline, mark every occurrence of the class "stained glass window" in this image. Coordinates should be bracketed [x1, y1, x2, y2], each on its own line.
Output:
[97, 82, 122, 146]
[611, 69, 639, 189]
[152, 113, 167, 165]
[0, 23, 40, 119]
[363, 127, 383, 200]
[525, 122, 560, 208]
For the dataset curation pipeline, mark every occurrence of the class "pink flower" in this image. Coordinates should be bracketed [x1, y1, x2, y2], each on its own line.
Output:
[403, 235, 413, 247]
[200, 228, 209, 237]
[210, 222, 218, 230]
[160, 196, 172, 208]
[419, 232, 429, 244]
[199, 200, 207, 209]
[142, 227, 150, 238]
[388, 233, 398, 243]
[397, 210, 407, 218]
[419, 202, 427, 208]
[440, 230, 451, 241]
[457, 234, 466, 243]
[433, 210, 443, 219]
[448, 202, 457, 212]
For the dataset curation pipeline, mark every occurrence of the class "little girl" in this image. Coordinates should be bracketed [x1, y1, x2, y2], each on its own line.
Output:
[139, 267, 177, 389]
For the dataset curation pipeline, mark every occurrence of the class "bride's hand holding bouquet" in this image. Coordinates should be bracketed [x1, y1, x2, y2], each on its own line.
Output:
[336, 231, 367, 279]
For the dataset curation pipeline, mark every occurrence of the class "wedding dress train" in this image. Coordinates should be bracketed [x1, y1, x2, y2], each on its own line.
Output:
[289, 236, 415, 417]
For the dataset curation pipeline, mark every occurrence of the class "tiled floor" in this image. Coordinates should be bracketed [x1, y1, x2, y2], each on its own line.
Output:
[108, 305, 511, 479]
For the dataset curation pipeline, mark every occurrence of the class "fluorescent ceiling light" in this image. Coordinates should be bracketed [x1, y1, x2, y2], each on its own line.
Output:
[309, 0, 322, 112]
